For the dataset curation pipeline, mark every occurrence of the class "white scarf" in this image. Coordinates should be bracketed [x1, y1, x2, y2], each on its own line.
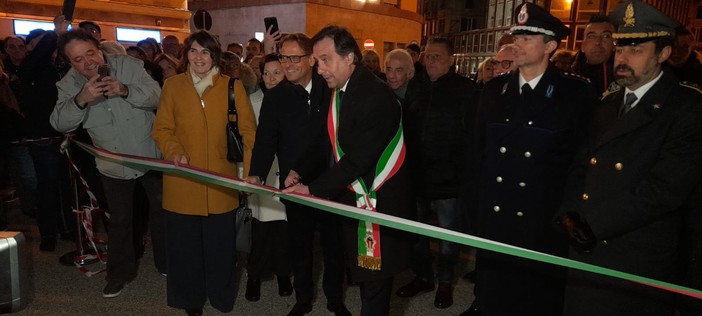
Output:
[189, 65, 220, 101]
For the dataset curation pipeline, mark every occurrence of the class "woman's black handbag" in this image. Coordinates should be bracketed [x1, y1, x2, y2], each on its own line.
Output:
[226, 78, 244, 162]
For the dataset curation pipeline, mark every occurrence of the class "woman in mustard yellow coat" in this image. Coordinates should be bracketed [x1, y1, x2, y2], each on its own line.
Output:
[152, 30, 256, 316]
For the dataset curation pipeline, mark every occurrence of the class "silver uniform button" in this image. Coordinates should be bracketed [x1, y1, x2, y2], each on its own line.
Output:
[524, 151, 532, 158]
[500, 147, 507, 153]
[506, 118, 510, 122]
[496, 176, 503, 183]
[516, 211, 524, 216]
[527, 121, 533, 125]
[519, 182, 526, 187]
[493, 206, 500, 212]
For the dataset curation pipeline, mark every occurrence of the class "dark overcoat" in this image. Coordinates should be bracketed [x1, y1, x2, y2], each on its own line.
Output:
[305, 65, 414, 282]
[561, 71, 702, 316]
[473, 65, 595, 316]
[404, 72, 478, 199]
[249, 73, 331, 187]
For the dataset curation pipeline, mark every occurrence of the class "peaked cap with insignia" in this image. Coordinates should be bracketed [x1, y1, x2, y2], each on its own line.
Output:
[510, 2, 570, 41]
[610, 0, 678, 46]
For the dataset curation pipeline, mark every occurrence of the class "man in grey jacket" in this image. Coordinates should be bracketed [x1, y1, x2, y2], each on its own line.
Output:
[50, 29, 165, 298]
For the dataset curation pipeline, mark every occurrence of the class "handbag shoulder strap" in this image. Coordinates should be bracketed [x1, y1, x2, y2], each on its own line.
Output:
[228, 77, 237, 122]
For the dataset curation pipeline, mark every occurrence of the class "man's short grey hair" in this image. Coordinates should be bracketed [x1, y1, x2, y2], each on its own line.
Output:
[384, 49, 415, 78]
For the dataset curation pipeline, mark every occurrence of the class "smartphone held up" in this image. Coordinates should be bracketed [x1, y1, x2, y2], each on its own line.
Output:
[264, 17, 279, 34]
[97, 64, 110, 81]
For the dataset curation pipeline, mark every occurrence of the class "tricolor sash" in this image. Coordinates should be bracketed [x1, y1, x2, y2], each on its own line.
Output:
[327, 88, 406, 270]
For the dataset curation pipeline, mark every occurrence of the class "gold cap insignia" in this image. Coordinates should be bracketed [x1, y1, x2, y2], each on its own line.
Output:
[623, 3, 635, 27]
[517, 4, 529, 25]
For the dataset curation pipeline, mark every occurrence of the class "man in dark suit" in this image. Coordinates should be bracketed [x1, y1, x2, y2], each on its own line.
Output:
[284, 25, 413, 316]
[244, 33, 348, 316]
[556, 1, 702, 315]
[463, 3, 597, 316]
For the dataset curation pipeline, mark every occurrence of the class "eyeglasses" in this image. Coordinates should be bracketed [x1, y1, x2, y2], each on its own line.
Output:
[279, 54, 310, 63]
[491, 60, 514, 69]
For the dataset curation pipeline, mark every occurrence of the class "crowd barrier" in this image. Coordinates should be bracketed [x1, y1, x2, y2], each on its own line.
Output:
[69, 138, 702, 300]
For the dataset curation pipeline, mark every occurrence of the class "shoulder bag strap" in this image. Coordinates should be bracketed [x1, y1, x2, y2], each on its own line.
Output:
[228, 77, 237, 123]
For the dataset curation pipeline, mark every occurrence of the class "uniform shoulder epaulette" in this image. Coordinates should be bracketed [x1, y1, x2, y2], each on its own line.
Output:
[600, 85, 621, 100]
[560, 72, 591, 84]
[679, 81, 702, 95]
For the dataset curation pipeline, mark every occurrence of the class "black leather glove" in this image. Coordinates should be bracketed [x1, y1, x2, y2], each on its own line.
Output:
[555, 212, 597, 254]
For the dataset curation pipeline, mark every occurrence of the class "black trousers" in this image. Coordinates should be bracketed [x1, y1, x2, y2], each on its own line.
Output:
[29, 140, 73, 240]
[247, 218, 290, 279]
[286, 201, 345, 305]
[165, 211, 237, 313]
[101, 171, 166, 284]
[360, 276, 394, 316]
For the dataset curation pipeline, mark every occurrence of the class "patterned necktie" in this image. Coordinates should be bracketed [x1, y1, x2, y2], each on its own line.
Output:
[619, 92, 638, 118]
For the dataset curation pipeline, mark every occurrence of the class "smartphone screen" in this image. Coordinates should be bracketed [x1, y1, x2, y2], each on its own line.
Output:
[97, 64, 110, 81]
[264, 17, 279, 34]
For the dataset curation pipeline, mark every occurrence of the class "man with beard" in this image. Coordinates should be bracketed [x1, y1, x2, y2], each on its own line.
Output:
[557, 1, 702, 315]
[571, 15, 617, 97]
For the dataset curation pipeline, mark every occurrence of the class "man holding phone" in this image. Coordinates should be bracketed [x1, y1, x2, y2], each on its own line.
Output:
[50, 28, 166, 299]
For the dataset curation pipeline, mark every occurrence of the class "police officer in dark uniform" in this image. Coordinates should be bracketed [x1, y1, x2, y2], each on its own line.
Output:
[463, 3, 597, 316]
[556, 1, 702, 315]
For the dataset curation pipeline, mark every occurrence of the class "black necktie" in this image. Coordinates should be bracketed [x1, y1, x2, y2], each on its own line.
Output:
[619, 92, 637, 118]
[521, 83, 533, 100]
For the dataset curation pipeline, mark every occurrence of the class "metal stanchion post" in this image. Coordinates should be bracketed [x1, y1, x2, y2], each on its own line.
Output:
[59, 140, 103, 266]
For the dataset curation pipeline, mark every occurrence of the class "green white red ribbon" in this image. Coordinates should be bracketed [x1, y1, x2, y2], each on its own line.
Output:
[70, 139, 702, 299]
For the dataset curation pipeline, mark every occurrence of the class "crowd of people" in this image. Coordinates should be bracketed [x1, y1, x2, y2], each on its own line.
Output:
[1, 0, 702, 315]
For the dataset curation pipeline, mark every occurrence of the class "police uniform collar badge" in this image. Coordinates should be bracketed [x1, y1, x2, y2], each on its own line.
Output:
[546, 84, 554, 98]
